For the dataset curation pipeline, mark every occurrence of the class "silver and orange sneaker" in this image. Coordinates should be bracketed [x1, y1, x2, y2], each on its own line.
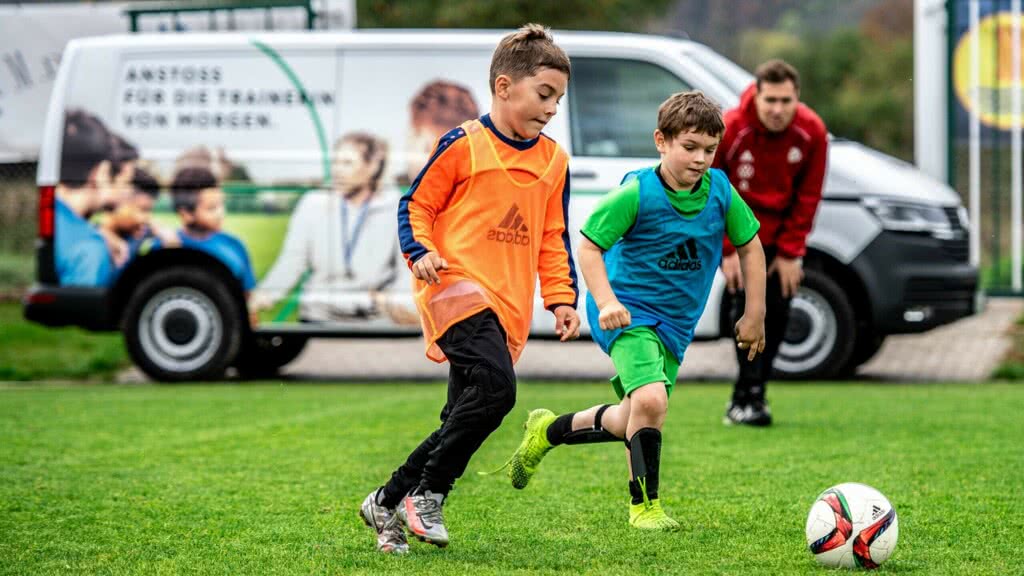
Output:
[397, 490, 449, 548]
[359, 489, 409, 554]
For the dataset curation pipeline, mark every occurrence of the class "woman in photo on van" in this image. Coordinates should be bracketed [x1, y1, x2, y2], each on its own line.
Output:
[249, 132, 412, 323]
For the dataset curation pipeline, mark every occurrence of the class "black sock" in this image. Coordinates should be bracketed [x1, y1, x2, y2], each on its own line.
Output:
[545, 413, 575, 445]
[629, 428, 662, 504]
[546, 405, 619, 446]
[629, 479, 645, 505]
[733, 380, 763, 404]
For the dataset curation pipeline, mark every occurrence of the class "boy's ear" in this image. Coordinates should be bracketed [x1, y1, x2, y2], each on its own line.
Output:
[494, 74, 513, 99]
[653, 129, 667, 154]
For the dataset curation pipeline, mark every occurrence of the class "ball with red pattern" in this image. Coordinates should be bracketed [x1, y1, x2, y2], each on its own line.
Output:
[805, 483, 899, 569]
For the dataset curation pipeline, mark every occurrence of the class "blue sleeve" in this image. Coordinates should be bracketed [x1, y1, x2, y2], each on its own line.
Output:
[397, 127, 465, 264]
[546, 167, 578, 311]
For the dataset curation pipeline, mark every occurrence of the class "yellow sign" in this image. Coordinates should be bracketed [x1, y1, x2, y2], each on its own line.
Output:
[954, 12, 1024, 129]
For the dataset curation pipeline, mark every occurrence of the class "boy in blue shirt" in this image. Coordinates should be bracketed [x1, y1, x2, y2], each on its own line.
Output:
[502, 91, 767, 530]
[169, 167, 256, 293]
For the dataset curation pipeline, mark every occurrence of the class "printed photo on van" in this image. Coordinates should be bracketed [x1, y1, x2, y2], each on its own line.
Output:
[55, 44, 487, 330]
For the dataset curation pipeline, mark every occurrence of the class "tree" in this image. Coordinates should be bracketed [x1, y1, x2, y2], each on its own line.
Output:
[358, 0, 673, 31]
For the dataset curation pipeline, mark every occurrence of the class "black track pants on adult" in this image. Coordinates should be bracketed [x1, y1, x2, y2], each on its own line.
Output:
[731, 247, 793, 401]
[379, 309, 516, 503]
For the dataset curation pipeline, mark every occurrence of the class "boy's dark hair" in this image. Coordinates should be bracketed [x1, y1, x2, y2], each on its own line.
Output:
[336, 132, 388, 192]
[60, 109, 112, 187]
[131, 167, 161, 200]
[657, 91, 724, 140]
[489, 23, 570, 94]
[755, 59, 800, 91]
[171, 166, 218, 213]
[109, 132, 140, 177]
[410, 80, 480, 132]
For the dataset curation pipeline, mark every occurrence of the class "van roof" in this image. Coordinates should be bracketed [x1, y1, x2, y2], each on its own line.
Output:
[67, 28, 699, 54]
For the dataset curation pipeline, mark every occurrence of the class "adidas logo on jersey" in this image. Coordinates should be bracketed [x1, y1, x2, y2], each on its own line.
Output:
[659, 238, 702, 271]
[488, 204, 531, 246]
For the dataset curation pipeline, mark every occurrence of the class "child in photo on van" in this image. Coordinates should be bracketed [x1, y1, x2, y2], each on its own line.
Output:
[103, 167, 180, 260]
[359, 23, 580, 553]
[400, 80, 480, 188]
[250, 132, 410, 323]
[168, 166, 256, 299]
[498, 91, 767, 531]
[54, 109, 117, 287]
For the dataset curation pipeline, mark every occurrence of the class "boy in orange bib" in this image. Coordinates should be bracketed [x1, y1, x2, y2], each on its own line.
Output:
[359, 24, 580, 553]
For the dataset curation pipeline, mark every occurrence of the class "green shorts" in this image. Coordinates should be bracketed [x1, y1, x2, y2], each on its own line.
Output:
[608, 327, 681, 400]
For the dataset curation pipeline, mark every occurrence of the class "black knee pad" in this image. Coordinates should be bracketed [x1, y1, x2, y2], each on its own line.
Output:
[470, 362, 516, 419]
[445, 362, 515, 431]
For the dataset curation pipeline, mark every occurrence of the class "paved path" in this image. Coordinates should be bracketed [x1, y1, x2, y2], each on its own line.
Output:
[272, 297, 1021, 383]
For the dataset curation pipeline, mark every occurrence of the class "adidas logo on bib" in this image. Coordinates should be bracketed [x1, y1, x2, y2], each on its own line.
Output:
[659, 238, 702, 271]
[488, 204, 531, 246]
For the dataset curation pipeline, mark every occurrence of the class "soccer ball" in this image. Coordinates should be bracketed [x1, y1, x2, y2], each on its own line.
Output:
[805, 482, 899, 569]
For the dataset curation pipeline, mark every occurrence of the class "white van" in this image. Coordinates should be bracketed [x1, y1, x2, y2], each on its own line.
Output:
[24, 30, 977, 381]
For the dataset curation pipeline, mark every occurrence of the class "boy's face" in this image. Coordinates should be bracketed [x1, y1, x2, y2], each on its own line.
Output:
[332, 143, 375, 197]
[654, 129, 721, 190]
[110, 193, 155, 237]
[755, 80, 799, 133]
[132, 193, 155, 229]
[496, 67, 567, 140]
[181, 188, 224, 233]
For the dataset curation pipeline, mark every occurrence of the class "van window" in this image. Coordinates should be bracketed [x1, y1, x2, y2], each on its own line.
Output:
[569, 58, 690, 158]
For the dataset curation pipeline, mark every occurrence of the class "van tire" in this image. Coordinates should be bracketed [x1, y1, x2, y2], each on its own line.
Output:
[235, 335, 309, 379]
[123, 267, 243, 382]
[840, 332, 886, 376]
[772, 268, 856, 380]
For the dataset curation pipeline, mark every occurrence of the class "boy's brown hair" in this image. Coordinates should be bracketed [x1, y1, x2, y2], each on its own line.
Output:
[411, 80, 480, 132]
[755, 59, 800, 91]
[489, 23, 570, 94]
[171, 166, 218, 214]
[657, 91, 724, 140]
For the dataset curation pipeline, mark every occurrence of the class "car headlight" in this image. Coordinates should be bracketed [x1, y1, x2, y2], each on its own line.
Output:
[862, 197, 955, 238]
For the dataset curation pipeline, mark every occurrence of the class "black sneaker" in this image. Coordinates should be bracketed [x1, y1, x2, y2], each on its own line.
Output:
[723, 400, 773, 427]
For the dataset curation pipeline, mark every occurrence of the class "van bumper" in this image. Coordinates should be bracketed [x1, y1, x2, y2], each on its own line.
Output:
[22, 284, 115, 331]
[851, 231, 978, 334]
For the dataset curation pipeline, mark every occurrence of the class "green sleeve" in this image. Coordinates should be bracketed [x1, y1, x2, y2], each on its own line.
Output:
[580, 179, 640, 250]
[726, 186, 760, 247]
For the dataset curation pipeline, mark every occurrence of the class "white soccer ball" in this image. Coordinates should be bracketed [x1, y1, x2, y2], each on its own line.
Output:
[805, 482, 899, 569]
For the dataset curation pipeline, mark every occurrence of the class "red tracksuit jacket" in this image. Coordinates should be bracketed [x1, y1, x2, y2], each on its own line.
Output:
[714, 83, 828, 259]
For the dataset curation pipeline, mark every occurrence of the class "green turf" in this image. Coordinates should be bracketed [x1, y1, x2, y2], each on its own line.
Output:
[0, 302, 127, 381]
[0, 250, 33, 294]
[1, 382, 1021, 575]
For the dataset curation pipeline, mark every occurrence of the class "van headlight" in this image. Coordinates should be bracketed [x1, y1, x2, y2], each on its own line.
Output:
[862, 197, 955, 238]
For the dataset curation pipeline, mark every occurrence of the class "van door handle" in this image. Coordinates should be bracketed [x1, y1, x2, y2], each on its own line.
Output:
[571, 170, 597, 179]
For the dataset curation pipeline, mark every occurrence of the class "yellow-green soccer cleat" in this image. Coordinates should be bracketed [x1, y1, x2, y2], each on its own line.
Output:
[508, 408, 557, 489]
[629, 499, 681, 531]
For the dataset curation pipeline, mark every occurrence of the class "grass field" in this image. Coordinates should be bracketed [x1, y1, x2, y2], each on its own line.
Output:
[1, 381, 1021, 575]
[0, 303, 127, 381]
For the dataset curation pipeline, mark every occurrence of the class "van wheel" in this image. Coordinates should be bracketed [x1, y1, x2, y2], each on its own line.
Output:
[235, 335, 309, 379]
[772, 268, 856, 380]
[839, 331, 887, 376]
[123, 267, 242, 382]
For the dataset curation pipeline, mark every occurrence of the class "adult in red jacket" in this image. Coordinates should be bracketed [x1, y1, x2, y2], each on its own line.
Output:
[713, 59, 828, 427]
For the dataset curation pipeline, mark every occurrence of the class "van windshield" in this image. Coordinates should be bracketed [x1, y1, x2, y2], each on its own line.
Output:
[683, 44, 753, 102]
